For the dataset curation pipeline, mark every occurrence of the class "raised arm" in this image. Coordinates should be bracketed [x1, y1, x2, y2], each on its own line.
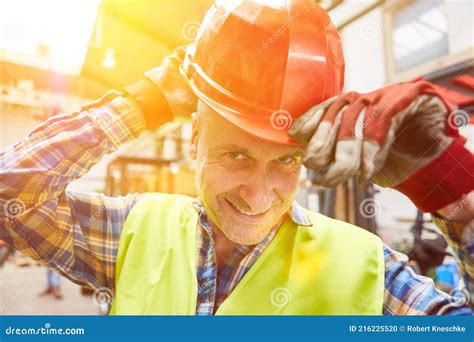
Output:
[381, 195, 473, 315]
[0, 47, 196, 290]
[289, 80, 474, 314]
[434, 194, 474, 307]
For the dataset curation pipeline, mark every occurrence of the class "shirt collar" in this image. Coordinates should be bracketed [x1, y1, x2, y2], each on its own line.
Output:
[289, 202, 313, 227]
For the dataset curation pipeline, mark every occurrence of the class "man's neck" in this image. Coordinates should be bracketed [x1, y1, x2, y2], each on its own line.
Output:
[212, 226, 238, 268]
[210, 216, 286, 268]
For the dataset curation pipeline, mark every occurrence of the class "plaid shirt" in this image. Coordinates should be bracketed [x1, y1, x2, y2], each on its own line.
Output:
[0, 93, 472, 315]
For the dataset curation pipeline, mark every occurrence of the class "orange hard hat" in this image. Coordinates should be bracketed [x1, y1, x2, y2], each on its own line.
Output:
[181, 0, 345, 145]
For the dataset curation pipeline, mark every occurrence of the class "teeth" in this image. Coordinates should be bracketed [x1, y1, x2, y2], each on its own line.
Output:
[236, 207, 261, 216]
[229, 201, 267, 216]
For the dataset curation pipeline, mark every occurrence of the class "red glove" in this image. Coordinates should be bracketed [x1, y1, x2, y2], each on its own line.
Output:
[289, 81, 474, 212]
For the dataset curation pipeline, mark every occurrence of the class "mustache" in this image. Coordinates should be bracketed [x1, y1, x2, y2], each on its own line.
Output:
[223, 195, 275, 215]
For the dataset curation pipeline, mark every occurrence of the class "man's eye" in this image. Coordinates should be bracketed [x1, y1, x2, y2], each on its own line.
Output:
[278, 156, 300, 165]
[227, 152, 246, 161]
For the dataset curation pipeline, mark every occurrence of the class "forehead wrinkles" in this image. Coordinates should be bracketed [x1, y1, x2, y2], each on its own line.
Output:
[196, 101, 303, 158]
[245, 138, 299, 158]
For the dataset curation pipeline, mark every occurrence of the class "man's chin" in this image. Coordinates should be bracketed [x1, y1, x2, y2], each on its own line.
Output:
[216, 219, 273, 245]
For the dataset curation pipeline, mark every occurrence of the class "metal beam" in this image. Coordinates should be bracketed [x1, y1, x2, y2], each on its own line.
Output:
[337, 0, 386, 31]
[326, 0, 344, 12]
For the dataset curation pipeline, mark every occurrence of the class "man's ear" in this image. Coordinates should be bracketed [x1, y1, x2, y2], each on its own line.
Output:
[189, 112, 199, 160]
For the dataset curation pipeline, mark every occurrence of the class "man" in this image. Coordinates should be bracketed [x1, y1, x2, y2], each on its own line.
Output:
[0, 1, 472, 315]
[38, 269, 63, 300]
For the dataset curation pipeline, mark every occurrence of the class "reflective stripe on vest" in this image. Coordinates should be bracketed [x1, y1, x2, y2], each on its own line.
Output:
[110, 193, 384, 315]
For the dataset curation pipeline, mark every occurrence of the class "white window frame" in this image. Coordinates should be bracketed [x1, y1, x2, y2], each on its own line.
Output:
[382, 0, 473, 83]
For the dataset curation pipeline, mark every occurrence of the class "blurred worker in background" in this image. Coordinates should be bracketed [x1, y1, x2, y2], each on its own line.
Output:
[38, 269, 63, 300]
[408, 209, 449, 276]
[0, 0, 473, 315]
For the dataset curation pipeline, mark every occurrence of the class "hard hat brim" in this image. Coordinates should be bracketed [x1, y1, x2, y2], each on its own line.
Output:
[194, 82, 304, 146]
[180, 63, 305, 146]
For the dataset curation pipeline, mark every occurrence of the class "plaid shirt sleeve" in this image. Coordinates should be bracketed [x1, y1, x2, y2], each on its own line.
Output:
[432, 216, 473, 306]
[0, 92, 146, 290]
[383, 216, 473, 315]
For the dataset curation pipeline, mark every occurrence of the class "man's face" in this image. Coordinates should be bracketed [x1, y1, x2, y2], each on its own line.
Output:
[190, 101, 303, 245]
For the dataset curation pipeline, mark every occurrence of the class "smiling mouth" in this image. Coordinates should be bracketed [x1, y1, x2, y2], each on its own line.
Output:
[224, 198, 270, 223]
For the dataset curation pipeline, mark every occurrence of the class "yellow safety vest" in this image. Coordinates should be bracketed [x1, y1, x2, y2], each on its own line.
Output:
[110, 193, 384, 315]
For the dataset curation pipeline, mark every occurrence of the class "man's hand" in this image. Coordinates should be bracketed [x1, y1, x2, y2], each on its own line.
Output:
[124, 46, 197, 130]
[289, 81, 474, 212]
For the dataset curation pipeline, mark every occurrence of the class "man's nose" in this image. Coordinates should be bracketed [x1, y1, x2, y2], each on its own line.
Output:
[238, 166, 275, 213]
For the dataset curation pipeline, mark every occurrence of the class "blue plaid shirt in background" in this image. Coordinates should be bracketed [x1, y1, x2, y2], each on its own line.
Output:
[0, 93, 472, 315]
